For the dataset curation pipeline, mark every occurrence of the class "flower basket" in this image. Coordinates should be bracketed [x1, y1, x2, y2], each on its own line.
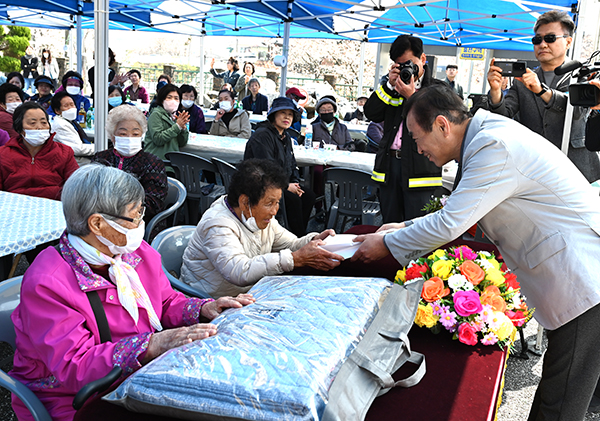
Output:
[395, 245, 534, 348]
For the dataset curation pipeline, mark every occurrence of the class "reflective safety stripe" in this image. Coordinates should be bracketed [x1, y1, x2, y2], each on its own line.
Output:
[375, 85, 403, 107]
[371, 171, 386, 183]
[408, 177, 443, 188]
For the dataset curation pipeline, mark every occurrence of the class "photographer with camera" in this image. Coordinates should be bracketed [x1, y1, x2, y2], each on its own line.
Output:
[364, 35, 444, 223]
[487, 10, 600, 182]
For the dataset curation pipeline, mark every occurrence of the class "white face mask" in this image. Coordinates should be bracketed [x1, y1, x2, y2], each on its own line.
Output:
[357, 105, 364, 112]
[24, 129, 50, 147]
[43, 52, 49, 58]
[219, 101, 232, 111]
[62, 107, 77, 121]
[6, 102, 22, 114]
[163, 99, 179, 114]
[181, 99, 194, 109]
[241, 206, 260, 232]
[66, 86, 81, 95]
[97, 217, 145, 255]
[114, 136, 143, 157]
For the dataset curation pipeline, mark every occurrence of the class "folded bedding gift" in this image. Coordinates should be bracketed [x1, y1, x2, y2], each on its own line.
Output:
[104, 275, 392, 420]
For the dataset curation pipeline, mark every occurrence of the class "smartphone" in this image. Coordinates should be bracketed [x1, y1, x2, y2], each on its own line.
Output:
[494, 60, 527, 77]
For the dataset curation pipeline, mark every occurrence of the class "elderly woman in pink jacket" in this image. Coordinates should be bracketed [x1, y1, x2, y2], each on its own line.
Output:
[9, 164, 255, 421]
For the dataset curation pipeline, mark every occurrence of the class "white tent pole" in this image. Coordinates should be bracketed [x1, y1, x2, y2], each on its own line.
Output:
[357, 41, 365, 99]
[69, 28, 74, 71]
[198, 34, 205, 105]
[374, 43, 383, 87]
[279, 20, 291, 97]
[76, 14, 82, 74]
[94, 0, 109, 151]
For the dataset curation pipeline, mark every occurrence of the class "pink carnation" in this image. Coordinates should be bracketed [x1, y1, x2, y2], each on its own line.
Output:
[450, 246, 478, 261]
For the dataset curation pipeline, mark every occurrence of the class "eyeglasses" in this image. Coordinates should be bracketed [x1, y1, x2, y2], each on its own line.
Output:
[531, 34, 569, 45]
[102, 206, 146, 227]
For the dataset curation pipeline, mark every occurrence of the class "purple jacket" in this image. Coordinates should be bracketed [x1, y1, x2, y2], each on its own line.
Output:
[0, 128, 9, 147]
[10, 233, 212, 421]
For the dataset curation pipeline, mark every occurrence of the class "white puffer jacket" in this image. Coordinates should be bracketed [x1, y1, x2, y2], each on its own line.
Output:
[180, 196, 316, 298]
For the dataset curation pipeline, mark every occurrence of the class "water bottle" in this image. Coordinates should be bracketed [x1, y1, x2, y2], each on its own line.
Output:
[304, 124, 313, 150]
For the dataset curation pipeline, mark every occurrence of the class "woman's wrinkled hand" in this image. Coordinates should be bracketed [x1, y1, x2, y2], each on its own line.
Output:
[292, 240, 344, 271]
[288, 183, 304, 196]
[142, 323, 217, 364]
[313, 229, 335, 241]
[201, 294, 256, 320]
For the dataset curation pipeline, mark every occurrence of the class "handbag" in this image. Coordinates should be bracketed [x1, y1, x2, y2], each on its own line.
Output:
[322, 279, 425, 421]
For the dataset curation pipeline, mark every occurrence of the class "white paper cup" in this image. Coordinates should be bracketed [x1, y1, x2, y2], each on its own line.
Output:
[313, 141, 320, 149]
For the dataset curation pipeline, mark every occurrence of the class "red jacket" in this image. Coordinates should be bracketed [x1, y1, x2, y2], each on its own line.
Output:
[0, 107, 19, 139]
[0, 134, 79, 200]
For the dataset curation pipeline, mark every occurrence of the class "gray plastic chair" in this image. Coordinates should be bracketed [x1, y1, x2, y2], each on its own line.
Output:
[144, 177, 187, 242]
[324, 167, 381, 231]
[0, 276, 52, 421]
[151, 225, 212, 299]
[166, 152, 226, 224]
[211, 157, 238, 193]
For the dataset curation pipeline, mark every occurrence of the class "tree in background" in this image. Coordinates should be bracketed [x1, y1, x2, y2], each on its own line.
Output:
[0, 26, 31, 73]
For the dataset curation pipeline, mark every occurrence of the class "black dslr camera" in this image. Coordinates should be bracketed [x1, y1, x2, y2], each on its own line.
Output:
[555, 50, 600, 107]
[397, 61, 419, 84]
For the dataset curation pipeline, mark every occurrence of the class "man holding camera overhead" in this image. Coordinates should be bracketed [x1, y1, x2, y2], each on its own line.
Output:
[364, 35, 444, 223]
[487, 10, 600, 182]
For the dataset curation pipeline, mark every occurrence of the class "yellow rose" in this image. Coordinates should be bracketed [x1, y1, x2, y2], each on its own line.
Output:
[395, 269, 406, 284]
[432, 259, 453, 280]
[492, 312, 515, 341]
[428, 249, 447, 260]
[485, 267, 506, 286]
[415, 304, 439, 328]
[488, 258, 501, 270]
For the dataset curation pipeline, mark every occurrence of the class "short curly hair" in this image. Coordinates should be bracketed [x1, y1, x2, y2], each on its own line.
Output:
[228, 159, 288, 207]
[105, 105, 148, 139]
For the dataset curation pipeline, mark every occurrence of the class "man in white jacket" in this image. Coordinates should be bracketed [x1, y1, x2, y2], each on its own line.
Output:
[354, 84, 600, 421]
[50, 91, 94, 164]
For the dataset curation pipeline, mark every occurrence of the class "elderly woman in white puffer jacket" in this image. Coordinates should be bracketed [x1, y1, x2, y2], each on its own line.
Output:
[180, 158, 344, 298]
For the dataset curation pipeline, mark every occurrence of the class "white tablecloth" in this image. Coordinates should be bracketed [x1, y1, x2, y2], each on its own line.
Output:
[0, 191, 66, 257]
[181, 133, 375, 173]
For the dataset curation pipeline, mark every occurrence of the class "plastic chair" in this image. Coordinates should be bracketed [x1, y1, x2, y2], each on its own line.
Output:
[324, 167, 381, 231]
[165, 152, 226, 224]
[211, 157, 238, 193]
[151, 226, 212, 299]
[144, 177, 187, 242]
[0, 276, 52, 421]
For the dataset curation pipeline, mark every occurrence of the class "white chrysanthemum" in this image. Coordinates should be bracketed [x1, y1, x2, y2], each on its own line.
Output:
[448, 274, 472, 291]
[478, 251, 492, 258]
[512, 293, 523, 307]
[476, 258, 494, 271]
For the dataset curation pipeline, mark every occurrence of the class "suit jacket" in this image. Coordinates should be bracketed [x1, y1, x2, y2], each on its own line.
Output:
[384, 110, 600, 330]
[488, 66, 600, 182]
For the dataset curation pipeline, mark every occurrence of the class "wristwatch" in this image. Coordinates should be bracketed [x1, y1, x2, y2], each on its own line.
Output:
[535, 83, 549, 97]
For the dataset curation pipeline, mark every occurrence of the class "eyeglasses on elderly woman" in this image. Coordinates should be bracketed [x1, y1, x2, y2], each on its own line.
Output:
[102, 205, 146, 227]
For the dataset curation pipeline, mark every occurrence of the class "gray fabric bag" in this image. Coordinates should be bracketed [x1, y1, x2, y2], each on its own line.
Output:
[322, 279, 426, 421]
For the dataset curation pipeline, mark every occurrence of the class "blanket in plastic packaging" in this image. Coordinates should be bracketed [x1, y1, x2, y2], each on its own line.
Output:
[104, 275, 392, 420]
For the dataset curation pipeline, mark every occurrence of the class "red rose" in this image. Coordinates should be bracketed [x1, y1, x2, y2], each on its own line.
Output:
[405, 263, 429, 280]
[457, 323, 478, 346]
[506, 310, 526, 327]
[504, 272, 520, 290]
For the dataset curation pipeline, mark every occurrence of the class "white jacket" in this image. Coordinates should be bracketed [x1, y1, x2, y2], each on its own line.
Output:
[51, 115, 95, 157]
[37, 60, 59, 80]
[180, 196, 316, 298]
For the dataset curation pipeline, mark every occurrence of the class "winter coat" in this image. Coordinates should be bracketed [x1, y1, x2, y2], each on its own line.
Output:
[209, 108, 251, 139]
[144, 105, 189, 160]
[0, 107, 19, 139]
[0, 134, 79, 200]
[311, 118, 352, 149]
[364, 64, 443, 190]
[51, 114, 95, 157]
[180, 196, 315, 298]
[20, 55, 39, 78]
[210, 69, 240, 87]
[241, 93, 269, 115]
[243, 120, 300, 183]
[186, 103, 207, 134]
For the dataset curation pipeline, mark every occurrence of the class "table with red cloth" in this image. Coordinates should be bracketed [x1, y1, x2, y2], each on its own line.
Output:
[75, 226, 509, 421]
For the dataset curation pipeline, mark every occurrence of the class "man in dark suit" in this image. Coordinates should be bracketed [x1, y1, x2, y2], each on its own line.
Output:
[487, 10, 600, 182]
[444, 64, 463, 99]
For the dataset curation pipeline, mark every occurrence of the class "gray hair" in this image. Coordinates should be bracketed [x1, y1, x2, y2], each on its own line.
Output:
[62, 165, 145, 236]
[105, 105, 148, 140]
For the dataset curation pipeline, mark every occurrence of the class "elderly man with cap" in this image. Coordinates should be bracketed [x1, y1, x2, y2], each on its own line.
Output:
[244, 97, 316, 237]
[312, 97, 352, 149]
[241, 78, 269, 115]
[30, 75, 55, 114]
[344, 96, 369, 123]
